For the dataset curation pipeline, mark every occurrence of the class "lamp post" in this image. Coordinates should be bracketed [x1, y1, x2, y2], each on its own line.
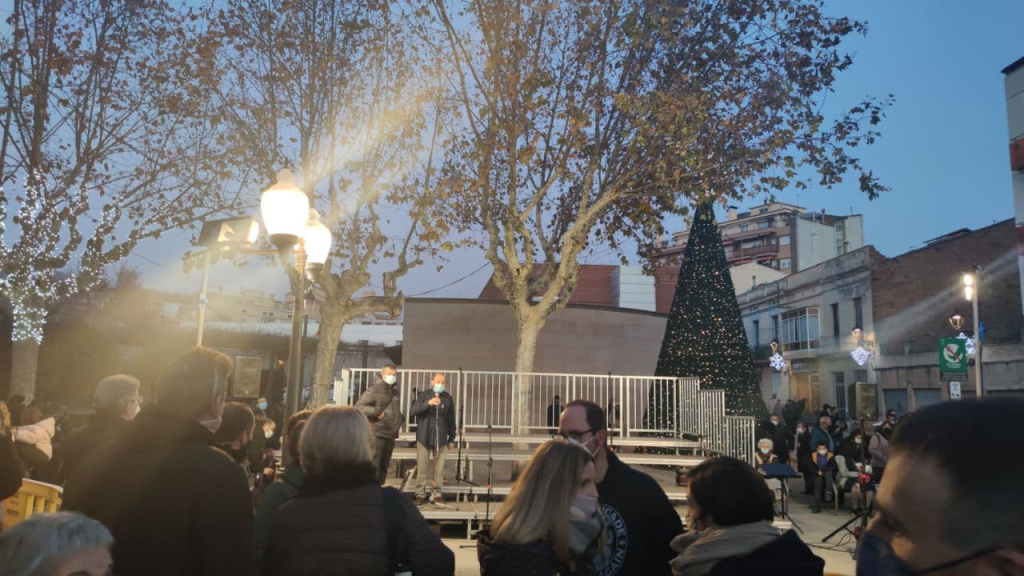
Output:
[964, 267, 983, 397]
[259, 170, 333, 419]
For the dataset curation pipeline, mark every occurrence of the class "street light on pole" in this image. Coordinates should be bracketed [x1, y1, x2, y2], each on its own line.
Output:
[964, 266, 983, 397]
[259, 170, 332, 420]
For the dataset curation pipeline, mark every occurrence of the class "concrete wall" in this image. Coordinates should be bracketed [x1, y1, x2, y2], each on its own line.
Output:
[401, 298, 666, 375]
[794, 218, 838, 271]
[1004, 59, 1024, 319]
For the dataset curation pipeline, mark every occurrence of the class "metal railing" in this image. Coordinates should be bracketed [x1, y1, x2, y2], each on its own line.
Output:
[334, 368, 757, 464]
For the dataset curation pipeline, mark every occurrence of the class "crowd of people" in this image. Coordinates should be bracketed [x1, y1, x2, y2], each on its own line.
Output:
[1, 351, 1023, 576]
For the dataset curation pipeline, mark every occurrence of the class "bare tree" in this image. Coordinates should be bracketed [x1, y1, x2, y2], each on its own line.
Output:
[427, 0, 889, 429]
[209, 0, 450, 408]
[0, 0, 240, 400]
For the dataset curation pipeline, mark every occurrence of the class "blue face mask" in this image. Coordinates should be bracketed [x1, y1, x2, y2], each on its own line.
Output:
[433, 384, 444, 394]
[857, 532, 996, 576]
[257, 402, 267, 410]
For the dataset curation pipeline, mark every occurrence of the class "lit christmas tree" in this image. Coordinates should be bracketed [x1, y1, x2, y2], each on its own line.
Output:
[651, 202, 768, 425]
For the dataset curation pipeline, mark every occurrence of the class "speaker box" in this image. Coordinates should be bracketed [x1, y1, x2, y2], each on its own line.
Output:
[847, 382, 879, 421]
[234, 356, 263, 398]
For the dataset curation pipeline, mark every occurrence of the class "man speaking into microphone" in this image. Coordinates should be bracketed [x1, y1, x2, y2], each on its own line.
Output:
[409, 373, 456, 505]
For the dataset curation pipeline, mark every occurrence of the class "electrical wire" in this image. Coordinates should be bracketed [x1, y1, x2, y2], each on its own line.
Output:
[131, 251, 173, 272]
[405, 262, 490, 297]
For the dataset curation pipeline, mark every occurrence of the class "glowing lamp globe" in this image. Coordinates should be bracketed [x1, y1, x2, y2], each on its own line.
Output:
[303, 209, 332, 275]
[260, 170, 310, 251]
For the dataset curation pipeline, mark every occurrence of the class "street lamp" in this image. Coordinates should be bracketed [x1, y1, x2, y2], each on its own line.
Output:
[948, 311, 965, 331]
[963, 266, 983, 397]
[259, 170, 333, 419]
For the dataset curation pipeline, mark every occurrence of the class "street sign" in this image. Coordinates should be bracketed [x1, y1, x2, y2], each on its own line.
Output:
[939, 337, 968, 382]
[949, 381, 962, 400]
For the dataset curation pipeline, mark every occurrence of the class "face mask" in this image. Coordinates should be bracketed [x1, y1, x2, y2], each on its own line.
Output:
[760, 447, 770, 455]
[856, 531, 996, 576]
[433, 384, 444, 394]
[383, 374, 397, 385]
[855, 438, 863, 445]
[797, 428, 805, 433]
[572, 493, 599, 517]
[567, 434, 599, 458]
[131, 403, 141, 418]
[770, 420, 779, 426]
[817, 449, 828, 455]
[257, 402, 267, 410]
[264, 428, 274, 439]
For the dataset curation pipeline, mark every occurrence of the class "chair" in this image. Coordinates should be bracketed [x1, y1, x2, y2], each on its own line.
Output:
[1, 479, 63, 530]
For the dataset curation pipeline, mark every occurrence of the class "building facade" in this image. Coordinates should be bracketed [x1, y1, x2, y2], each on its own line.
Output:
[654, 202, 865, 273]
[738, 220, 1024, 417]
[1003, 55, 1024, 316]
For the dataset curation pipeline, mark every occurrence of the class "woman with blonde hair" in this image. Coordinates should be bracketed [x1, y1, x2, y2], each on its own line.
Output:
[477, 440, 603, 575]
[263, 405, 453, 575]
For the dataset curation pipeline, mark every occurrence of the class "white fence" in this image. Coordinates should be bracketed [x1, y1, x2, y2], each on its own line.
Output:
[334, 368, 757, 464]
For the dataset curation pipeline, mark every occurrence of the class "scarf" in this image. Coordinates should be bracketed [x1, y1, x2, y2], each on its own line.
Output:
[671, 520, 781, 575]
[567, 508, 603, 557]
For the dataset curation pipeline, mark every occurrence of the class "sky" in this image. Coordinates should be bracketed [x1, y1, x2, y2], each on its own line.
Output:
[125, 0, 1024, 301]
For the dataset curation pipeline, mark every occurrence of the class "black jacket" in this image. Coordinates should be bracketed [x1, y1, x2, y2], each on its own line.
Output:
[263, 464, 454, 576]
[709, 530, 824, 575]
[409, 390, 456, 450]
[477, 531, 595, 576]
[0, 432, 24, 501]
[59, 411, 127, 483]
[757, 420, 793, 461]
[595, 451, 682, 576]
[356, 378, 405, 439]
[62, 408, 253, 576]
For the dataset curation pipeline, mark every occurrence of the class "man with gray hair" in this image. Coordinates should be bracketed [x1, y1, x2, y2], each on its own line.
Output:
[63, 347, 253, 575]
[0, 511, 113, 576]
[59, 374, 142, 483]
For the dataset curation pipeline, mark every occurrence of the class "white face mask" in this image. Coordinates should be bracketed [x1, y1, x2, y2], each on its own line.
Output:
[760, 447, 770, 455]
[817, 449, 828, 455]
[199, 417, 222, 434]
[797, 428, 805, 433]
[264, 428, 274, 439]
[567, 434, 600, 458]
[130, 402, 141, 419]
[854, 438, 863, 445]
[383, 374, 397, 385]
[571, 493, 599, 517]
[770, 420, 779, 426]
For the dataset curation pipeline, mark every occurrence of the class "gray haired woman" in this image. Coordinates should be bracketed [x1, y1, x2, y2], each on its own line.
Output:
[0, 511, 113, 576]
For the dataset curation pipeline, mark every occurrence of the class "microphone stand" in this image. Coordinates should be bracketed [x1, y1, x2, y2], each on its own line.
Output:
[484, 423, 494, 525]
[430, 392, 455, 510]
[454, 403, 477, 487]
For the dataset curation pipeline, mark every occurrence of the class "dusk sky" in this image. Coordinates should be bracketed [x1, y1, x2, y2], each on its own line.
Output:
[128, 1, 1024, 300]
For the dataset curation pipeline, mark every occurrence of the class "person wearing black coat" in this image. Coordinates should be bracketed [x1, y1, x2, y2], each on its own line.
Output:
[62, 348, 253, 576]
[264, 405, 453, 576]
[757, 415, 792, 464]
[0, 402, 25, 501]
[408, 374, 456, 504]
[355, 364, 405, 484]
[59, 375, 141, 484]
[794, 421, 814, 494]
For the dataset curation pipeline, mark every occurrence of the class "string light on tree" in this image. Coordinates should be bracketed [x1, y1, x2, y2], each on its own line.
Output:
[651, 203, 768, 422]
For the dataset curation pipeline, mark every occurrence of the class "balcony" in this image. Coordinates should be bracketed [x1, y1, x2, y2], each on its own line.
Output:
[727, 243, 779, 263]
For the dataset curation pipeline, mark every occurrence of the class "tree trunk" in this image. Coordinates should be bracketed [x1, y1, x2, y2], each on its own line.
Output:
[513, 313, 546, 435]
[309, 313, 346, 409]
[10, 339, 40, 403]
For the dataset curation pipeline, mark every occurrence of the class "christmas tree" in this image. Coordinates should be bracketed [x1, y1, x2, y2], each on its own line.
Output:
[651, 202, 768, 425]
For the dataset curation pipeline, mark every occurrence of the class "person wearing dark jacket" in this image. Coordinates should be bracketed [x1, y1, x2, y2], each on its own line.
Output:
[671, 457, 824, 576]
[794, 421, 813, 494]
[355, 364, 405, 484]
[263, 405, 453, 576]
[59, 375, 141, 483]
[477, 441, 602, 576]
[252, 409, 312, 568]
[0, 401, 25, 501]
[757, 414, 792, 463]
[408, 374, 456, 504]
[62, 347, 253, 576]
[559, 400, 682, 576]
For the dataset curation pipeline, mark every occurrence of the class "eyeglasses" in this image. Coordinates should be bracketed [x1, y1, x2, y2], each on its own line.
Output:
[553, 429, 595, 443]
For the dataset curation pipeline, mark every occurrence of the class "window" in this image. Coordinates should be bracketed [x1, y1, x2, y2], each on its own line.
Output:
[758, 220, 769, 229]
[854, 370, 868, 383]
[853, 297, 864, 329]
[780, 258, 791, 269]
[831, 303, 840, 337]
[781, 307, 820, 351]
[772, 315, 780, 340]
[753, 319, 760, 347]
[834, 372, 847, 411]
[779, 235, 791, 246]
